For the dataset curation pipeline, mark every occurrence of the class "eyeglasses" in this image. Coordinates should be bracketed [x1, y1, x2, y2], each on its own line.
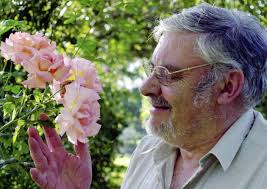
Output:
[143, 61, 211, 85]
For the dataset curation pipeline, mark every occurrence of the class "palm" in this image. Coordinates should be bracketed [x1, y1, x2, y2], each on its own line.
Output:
[28, 127, 92, 189]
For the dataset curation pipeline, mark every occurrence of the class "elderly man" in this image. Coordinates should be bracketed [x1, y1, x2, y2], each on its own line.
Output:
[28, 3, 267, 189]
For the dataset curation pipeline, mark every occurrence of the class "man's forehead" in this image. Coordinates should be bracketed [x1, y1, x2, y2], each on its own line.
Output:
[157, 32, 199, 49]
[151, 32, 201, 67]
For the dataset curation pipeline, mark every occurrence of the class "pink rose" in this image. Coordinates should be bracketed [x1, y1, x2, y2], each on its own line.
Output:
[21, 51, 70, 89]
[48, 54, 71, 82]
[0, 32, 55, 64]
[30, 33, 56, 50]
[50, 79, 72, 104]
[55, 82, 101, 144]
[50, 80, 64, 104]
[70, 57, 102, 93]
[21, 52, 53, 88]
[0, 41, 36, 64]
[22, 74, 49, 89]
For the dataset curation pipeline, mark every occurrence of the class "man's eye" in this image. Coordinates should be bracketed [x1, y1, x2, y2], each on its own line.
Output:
[154, 67, 167, 78]
[169, 72, 184, 80]
[148, 63, 154, 72]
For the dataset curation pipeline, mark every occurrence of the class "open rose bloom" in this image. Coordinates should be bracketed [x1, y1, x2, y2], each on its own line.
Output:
[70, 57, 103, 93]
[0, 32, 56, 64]
[56, 82, 101, 144]
[1, 32, 70, 88]
[0, 32, 102, 144]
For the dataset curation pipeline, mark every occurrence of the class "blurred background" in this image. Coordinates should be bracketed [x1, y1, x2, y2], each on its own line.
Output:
[0, 0, 267, 188]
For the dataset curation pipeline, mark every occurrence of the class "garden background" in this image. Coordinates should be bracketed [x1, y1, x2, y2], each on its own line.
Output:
[1, 0, 267, 188]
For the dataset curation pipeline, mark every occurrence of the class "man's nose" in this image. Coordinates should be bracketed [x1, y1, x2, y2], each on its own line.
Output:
[139, 75, 161, 97]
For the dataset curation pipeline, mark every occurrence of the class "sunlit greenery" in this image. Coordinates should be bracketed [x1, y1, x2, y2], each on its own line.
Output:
[1, 0, 267, 188]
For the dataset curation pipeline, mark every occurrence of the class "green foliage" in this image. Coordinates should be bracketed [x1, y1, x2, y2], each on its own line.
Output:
[1, 0, 267, 189]
[0, 20, 27, 36]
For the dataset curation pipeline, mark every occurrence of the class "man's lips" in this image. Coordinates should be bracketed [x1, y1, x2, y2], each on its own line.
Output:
[151, 106, 171, 113]
[153, 105, 171, 109]
[150, 96, 171, 113]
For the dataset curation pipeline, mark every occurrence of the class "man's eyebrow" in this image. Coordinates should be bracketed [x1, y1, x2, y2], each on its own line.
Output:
[150, 60, 182, 71]
[164, 64, 182, 71]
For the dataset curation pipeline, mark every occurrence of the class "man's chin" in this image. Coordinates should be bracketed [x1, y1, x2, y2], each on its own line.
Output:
[145, 117, 172, 136]
[145, 116, 163, 135]
[147, 112, 169, 125]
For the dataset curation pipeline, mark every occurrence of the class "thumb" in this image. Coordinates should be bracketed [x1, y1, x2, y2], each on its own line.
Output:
[75, 141, 91, 162]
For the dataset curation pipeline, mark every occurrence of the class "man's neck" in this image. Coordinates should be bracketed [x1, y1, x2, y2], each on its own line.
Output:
[178, 140, 218, 168]
[179, 117, 236, 166]
[178, 106, 245, 166]
[170, 132, 225, 189]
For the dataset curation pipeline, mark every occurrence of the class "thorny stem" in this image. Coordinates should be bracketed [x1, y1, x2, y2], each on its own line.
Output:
[0, 87, 63, 133]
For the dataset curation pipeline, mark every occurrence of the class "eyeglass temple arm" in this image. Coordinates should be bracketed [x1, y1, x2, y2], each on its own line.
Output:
[171, 63, 211, 74]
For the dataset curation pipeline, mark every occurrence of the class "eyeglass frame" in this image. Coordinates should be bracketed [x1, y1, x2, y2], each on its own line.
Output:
[143, 62, 211, 85]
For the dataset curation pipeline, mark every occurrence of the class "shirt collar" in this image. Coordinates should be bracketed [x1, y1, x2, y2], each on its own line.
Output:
[201, 109, 255, 172]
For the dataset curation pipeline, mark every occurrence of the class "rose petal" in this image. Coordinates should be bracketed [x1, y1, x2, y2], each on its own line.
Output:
[22, 74, 47, 89]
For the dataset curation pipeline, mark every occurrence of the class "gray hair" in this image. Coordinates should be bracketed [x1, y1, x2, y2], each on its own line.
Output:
[153, 3, 267, 107]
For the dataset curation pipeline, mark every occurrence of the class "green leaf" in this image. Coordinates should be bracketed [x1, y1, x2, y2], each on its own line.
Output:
[10, 85, 21, 94]
[3, 101, 15, 117]
[0, 20, 27, 37]
[12, 120, 25, 144]
[11, 108, 17, 121]
[3, 85, 12, 92]
[3, 85, 21, 94]
[33, 89, 42, 103]
[64, 13, 79, 24]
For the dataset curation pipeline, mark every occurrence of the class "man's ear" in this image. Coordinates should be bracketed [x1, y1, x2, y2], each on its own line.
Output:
[217, 69, 244, 104]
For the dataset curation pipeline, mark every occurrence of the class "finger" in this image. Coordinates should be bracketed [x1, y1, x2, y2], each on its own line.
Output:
[75, 141, 91, 162]
[28, 127, 56, 168]
[28, 127, 42, 140]
[28, 137, 48, 170]
[43, 127, 65, 153]
[30, 168, 48, 188]
[28, 127, 50, 155]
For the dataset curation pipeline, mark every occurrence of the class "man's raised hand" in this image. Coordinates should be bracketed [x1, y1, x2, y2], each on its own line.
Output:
[28, 127, 92, 189]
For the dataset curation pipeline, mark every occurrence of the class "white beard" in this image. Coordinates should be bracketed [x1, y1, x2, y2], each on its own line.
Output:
[145, 117, 177, 141]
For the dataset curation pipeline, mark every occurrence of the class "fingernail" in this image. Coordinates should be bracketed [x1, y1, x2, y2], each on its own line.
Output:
[28, 127, 34, 134]
[39, 113, 49, 121]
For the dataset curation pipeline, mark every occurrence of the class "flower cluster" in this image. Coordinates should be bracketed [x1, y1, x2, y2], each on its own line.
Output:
[0, 32, 102, 144]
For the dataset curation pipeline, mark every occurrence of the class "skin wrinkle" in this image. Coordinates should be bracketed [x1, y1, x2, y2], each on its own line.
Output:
[150, 95, 171, 108]
[192, 63, 232, 108]
[193, 76, 215, 107]
[38, 172, 48, 189]
[152, 33, 201, 68]
[44, 175, 49, 189]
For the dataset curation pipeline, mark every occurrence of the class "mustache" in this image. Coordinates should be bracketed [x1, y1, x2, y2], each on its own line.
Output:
[150, 96, 171, 108]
